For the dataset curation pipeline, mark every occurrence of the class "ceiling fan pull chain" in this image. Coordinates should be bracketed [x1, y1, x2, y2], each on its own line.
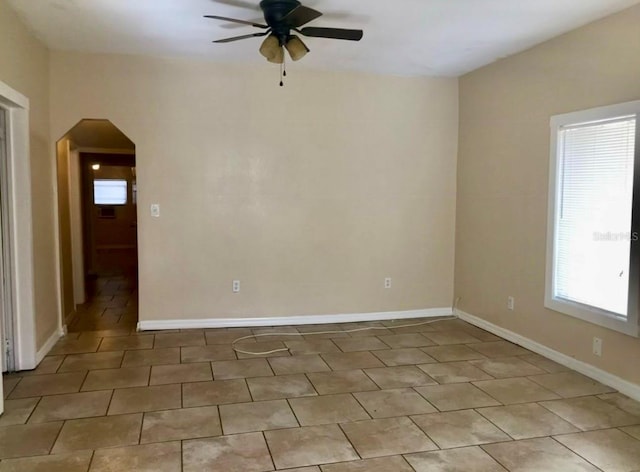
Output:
[280, 54, 287, 87]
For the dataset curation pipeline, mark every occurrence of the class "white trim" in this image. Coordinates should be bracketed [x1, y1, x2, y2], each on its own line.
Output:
[137, 307, 453, 331]
[546, 100, 640, 337]
[457, 310, 640, 403]
[550, 100, 640, 129]
[0, 82, 28, 110]
[34, 327, 64, 366]
[0, 80, 37, 370]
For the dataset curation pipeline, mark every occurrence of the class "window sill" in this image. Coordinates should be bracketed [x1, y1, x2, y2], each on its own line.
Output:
[545, 296, 639, 337]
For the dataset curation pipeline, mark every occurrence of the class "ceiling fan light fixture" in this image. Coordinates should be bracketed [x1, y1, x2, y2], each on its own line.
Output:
[285, 35, 309, 61]
[206, 2, 365, 83]
[269, 45, 285, 64]
[259, 35, 283, 63]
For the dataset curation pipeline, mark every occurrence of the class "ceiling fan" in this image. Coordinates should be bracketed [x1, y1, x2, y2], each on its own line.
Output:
[205, 0, 363, 66]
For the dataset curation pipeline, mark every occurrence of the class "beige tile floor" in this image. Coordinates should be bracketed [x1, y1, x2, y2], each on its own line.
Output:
[2, 275, 640, 471]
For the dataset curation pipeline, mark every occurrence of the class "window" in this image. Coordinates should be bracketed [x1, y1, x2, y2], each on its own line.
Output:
[546, 101, 640, 336]
[94, 179, 127, 205]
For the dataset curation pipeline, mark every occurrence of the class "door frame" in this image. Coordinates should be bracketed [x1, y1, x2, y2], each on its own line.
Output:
[0, 105, 15, 373]
[0, 80, 38, 371]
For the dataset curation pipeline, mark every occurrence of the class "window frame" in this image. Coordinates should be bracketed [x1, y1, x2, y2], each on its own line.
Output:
[546, 100, 640, 337]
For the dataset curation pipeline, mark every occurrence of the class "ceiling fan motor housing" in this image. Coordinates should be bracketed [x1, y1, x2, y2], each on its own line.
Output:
[260, 0, 301, 43]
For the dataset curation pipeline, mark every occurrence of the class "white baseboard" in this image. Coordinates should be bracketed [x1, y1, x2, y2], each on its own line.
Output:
[137, 307, 453, 332]
[34, 327, 64, 366]
[457, 310, 640, 403]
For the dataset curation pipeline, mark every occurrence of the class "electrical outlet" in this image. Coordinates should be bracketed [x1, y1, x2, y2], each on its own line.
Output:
[593, 337, 602, 357]
[507, 296, 515, 311]
[232, 280, 240, 293]
[384, 277, 392, 289]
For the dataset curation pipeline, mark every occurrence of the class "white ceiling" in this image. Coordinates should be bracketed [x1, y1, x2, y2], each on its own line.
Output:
[8, 0, 640, 76]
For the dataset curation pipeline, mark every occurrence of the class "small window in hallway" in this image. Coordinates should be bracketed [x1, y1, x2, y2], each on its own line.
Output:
[94, 179, 127, 205]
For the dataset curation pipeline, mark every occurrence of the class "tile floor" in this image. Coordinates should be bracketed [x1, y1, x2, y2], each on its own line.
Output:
[2, 275, 640, 471]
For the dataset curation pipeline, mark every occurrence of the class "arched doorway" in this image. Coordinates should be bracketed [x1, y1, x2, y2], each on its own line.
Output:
[56, 119, 138, 333]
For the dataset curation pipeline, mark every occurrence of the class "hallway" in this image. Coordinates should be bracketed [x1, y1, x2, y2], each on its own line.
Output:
[68, 274, 138, 334]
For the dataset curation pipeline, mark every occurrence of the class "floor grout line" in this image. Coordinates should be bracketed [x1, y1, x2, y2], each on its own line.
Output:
[3, 274, 640, 469]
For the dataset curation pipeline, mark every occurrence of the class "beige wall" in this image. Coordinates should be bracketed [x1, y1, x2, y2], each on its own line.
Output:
[456, 5, 640, 384]
[0, 0, 58, 348]
[49, 52, 459, 321]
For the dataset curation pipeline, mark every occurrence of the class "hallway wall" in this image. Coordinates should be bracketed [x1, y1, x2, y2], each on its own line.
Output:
[56, 138, 74, 322]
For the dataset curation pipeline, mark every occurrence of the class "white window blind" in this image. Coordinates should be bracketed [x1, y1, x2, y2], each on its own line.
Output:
[554, 116, 636, 318]
[94, 179, 128, 205]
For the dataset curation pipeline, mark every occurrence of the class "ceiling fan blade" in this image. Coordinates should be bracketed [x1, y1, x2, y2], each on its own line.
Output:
[299, 27, 363, 41]
[213, 31, 269, 43]
[282, 5, 323, 28]
[220, 18, 265, 29]
[204, 15, 268, 29]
